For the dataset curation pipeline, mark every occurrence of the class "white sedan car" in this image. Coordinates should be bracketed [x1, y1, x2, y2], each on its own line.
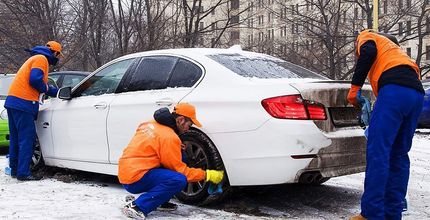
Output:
[36, 48, 371, 204]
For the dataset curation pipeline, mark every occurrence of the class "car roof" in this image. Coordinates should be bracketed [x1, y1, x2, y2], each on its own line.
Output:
[107, 48, 273, 65]
[49, 71, 91, 76]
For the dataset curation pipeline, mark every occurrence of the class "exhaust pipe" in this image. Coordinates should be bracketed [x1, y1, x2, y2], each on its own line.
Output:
[299, 171, 323, 184]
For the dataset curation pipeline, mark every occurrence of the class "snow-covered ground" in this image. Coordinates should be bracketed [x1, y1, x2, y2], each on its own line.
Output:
[0, 131, 429, 219]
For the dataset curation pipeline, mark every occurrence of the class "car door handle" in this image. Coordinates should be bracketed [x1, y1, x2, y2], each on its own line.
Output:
[155, 98, 173, 106]
[42, 122, 49, 128]
[94, 102, 108, 109]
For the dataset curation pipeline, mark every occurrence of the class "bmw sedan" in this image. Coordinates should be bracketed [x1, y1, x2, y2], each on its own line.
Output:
[35, 48, 372, 204]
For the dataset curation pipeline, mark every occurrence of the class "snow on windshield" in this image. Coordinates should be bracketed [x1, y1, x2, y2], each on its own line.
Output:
[208, 53, 326, 79]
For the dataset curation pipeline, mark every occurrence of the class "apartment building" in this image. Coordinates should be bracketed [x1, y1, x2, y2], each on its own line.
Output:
[196, 0, 430, 77]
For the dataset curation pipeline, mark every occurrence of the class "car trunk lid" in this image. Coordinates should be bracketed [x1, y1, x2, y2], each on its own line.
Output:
[290, 80, 375, 132]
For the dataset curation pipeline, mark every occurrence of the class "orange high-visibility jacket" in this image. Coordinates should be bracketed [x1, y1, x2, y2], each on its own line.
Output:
[8, 55, 49, 101]
[118, 120, 206, 184]
[356, 30, 420, 96]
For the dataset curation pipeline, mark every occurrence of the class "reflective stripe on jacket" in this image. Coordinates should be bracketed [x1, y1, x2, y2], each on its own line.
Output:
[356, 30, 420, 96]
[118, 120, 206, 184]
[8, 55, 48, 101]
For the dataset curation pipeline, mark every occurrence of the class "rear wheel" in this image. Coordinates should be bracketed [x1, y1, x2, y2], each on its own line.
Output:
[30, 137, 44, 171]
[176, 129, 229, 205]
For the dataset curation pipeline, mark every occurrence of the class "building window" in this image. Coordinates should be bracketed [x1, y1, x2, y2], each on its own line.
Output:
[268, 12, 272, 23]
[426, 46, 430, 61]
[406, 0, 411, 8]
[406, 20, 411, 35]
[406, 48, 411, 57]
[291, 5, 295, 15]
[211, 8, 215, 15]
[281, 7, 287, 19]
[427, 17, 430, 33]
[231, 31, 240, 40]
[399, 22, 403, 35]
[231, 0, 239, 9]
[199, 22, 204, 31]
[248, 35, 253, 46]
[258, 15, 264, 25]
[258, 32, 264, 41]
[247, 18, 253, 28]
[383, 0, 388, 14]
[292, 23, 295, 34]
[354, 8, 358, 20]
[231, 15, 239, 24]
[211, 22, 217, 31]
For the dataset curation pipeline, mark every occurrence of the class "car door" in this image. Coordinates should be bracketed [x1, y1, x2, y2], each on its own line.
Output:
[49, 58, 135, 163]
[107, 56, 204, 163]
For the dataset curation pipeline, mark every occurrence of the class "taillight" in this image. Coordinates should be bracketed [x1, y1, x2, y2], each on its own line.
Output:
[261, 95, 327, 120]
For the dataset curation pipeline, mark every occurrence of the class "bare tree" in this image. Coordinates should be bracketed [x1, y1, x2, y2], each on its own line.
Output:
[271, 0, 357, 79]
[0, 0, 65, 71]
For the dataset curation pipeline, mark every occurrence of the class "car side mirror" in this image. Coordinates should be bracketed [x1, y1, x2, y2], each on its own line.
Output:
[58, 87, 72, 100]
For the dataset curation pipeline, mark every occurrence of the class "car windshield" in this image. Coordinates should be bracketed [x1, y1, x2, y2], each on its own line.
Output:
[0, 76, 14, 100]
[207, 53, 327, 79]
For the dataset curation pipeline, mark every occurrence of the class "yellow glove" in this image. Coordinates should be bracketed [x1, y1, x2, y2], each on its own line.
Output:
[205, 170, 224, 184]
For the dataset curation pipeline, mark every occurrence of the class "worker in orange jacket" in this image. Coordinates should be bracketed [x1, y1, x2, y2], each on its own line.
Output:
[5, 41, 62, 181]
[118, 103, 224, 219]
[348, 30, 424, 220]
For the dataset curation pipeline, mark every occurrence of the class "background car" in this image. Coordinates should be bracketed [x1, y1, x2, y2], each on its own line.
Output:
[35, 48, 373, 204]
[0, 74, 15, 148]
[49, 71, 90, 88]
[418, 80, 430, 128]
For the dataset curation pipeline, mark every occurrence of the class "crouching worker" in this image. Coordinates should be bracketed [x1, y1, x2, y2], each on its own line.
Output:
[118, 103, 224, 219]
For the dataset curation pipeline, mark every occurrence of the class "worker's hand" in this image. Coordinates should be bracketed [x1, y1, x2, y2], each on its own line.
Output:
[347, 85, 362, 107]
[205, 170, 224, 184]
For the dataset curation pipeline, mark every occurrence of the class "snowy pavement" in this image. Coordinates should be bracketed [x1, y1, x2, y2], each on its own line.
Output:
[0, 131, 429, 219]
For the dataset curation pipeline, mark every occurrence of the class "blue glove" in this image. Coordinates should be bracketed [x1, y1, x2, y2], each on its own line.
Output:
[359, 95, 371, 127]
[46, 84, 59, 97]
[207, 182, 223, 195]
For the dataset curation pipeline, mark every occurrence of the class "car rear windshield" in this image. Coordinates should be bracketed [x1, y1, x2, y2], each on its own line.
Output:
[0, 76, 14, 99]
[207, 53, 326, 79]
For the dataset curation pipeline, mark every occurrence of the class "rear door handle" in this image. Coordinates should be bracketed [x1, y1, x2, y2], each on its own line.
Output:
[155, 98, 173, 106]
[94, 102, 108, 109]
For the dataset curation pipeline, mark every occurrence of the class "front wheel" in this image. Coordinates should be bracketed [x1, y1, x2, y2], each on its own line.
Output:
[30, 137, 44, 171]
[176, 129, 229, 205]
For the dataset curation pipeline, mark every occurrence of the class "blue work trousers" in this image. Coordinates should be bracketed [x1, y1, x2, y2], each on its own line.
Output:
[122, 168, 187, 216]
[361, 84, 423, 220]
[7, 108, 37, 178]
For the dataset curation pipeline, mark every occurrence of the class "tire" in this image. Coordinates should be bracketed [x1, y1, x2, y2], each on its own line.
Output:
[30, 137, 44, 171]
[176, 129, 229, 205]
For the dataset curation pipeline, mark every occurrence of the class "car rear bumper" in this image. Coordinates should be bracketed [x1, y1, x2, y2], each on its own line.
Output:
[294, 131, 366, 182]
[211, 119, 366, 186]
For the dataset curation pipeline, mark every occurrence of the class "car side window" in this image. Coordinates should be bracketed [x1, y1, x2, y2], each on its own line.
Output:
[62, 75, 86, 88]
[48, 74, 61, 86]
[127, 56, 177, 92]
[168, 58, 202, 88]
[74, 59, 135, 97]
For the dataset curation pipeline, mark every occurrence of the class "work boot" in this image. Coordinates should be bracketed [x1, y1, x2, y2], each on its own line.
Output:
[157, 201, 178, 211]
[349, 214, 367, 220]
[125, 195, 135, 203]
[122, 202, 145, 219]
[17, 175, 43, 181]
